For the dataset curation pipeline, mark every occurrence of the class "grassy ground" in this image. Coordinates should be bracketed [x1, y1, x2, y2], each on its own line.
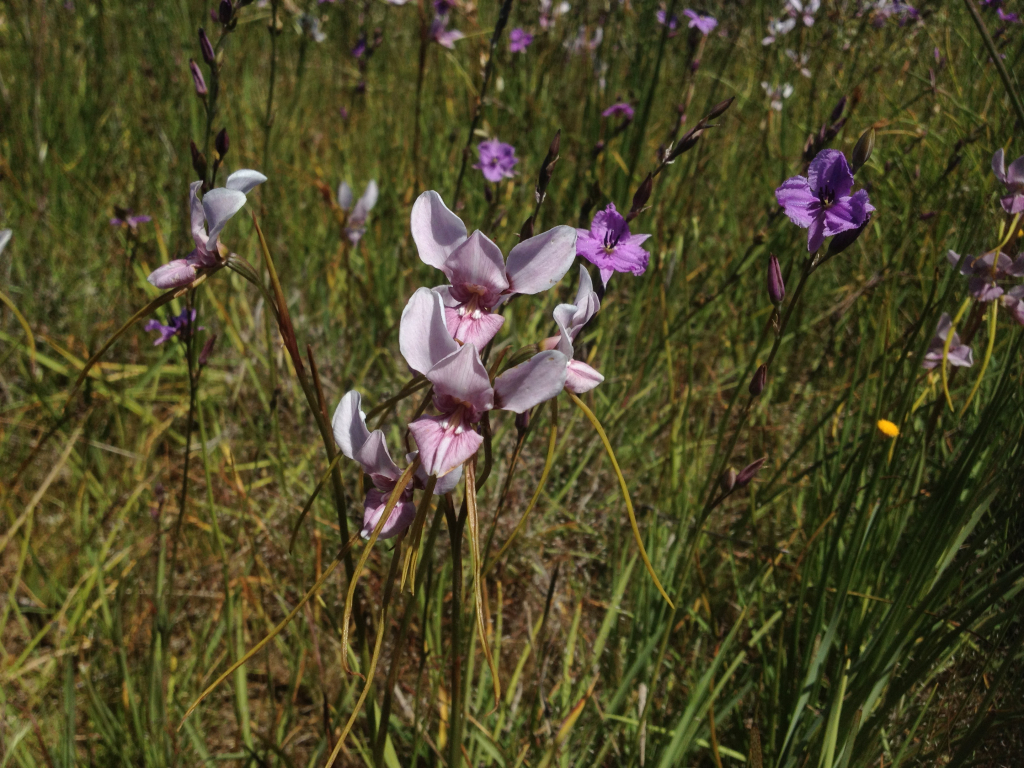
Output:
[2, 0, 1023, 766]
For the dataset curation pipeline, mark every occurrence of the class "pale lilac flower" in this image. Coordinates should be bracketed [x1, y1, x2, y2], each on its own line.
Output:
[992, 148, 1024, 214]
[189, 60, 207, 96]
[947, 249, 1024, 302]
[399, 289, 567, 477]
[147, 170, 267, 290]
[540, 266, 604, 393]
[785, 0, 819, 27]
[473, 140, 519, 183]
[429, 15, 464, 48]
[602, 102, 635, 120]
[145, 308, 200, 346]
[997, 8, 1021, 22]
[785, 49, 812, 78]
[921, 314, 974, 370]
[762, 17, 796, 45]
[332, 390, 461, 540]
[775, 149, 875, 252]
[337, 179, 379, 244]
[540, 0, 570, 28]
[1000, 286, 1024, 325]
[410, 191, 577, 348]
[576, 203, 651, 287]
[110, 212, 152, 229]
[762, 81, 794, 111]
[656, 9, 679, 30]
[509, 27, 533, 52]
[683, 9, 717, 34]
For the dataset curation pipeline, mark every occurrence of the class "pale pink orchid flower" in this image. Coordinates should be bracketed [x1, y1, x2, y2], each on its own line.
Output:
[410, 191, 578, 348]
[399, 288, 568, 478]
[540, 266, 604, 393]
[147, 170, 267, 290]
[338, 179, 379, 245]
[333, 390, 462, 540]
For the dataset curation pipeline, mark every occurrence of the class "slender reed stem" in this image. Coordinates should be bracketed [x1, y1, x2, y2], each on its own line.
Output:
[963, 0, 1024, 128]
[444, 496, 467, 768]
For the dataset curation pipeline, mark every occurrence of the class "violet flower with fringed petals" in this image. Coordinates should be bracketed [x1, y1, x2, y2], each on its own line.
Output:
[683, 9, 717, 34]
[775, 149, 874, 252]
[509, 28, 533, 52]
[399, 289, 567, 478]
[333, 391, 461, 539]
[147, 170, 267, 290]
[474, 140, 519, 182]
[540, 266, 605, 393]
[992, 149, 1024, 214]
[947, 249, 1024, 302]
[602, 102, 635, 120]
[921, 314, 974, 370]
[576, 203, 651, 287]
[145, 308, 201, 346]
[410, 191, 577, 348]
[337, 179, 378, 244]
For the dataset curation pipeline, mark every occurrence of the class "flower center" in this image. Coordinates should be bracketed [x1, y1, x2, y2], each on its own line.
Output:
[602, 221, 626, 251]
[819, 186, 837, 208]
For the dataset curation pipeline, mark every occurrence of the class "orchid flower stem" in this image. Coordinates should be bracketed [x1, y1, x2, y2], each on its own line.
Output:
[568, 391, 675, 609]
[167, 293, 199, 593]
[262, 0, 279, 172]
[485, 399, 557, 575]
[400, 476, 437, 594]
[445, 495, 467, 768]
[481, 422, 531, 568]
[941, 297, 973, 412]
[960, 300, 998, 417]
[464, 459, 501, 712]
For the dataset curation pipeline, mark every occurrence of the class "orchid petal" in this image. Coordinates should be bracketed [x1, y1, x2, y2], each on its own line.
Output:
[147, 259, 198, 289]
[399, 287, 459, 374]
[410, 452, 464, 494]
[352, 180, 379, 221]
[552, 303, 577, 359]
[332, 390, 371, 460]
[426, 343, 494, 413]
[202, 188, 247, 247]
[992, 148, 1007, 184]
[504, 225, 577, 295]
[493, 350, 568, 413]
[189, 181, 207, 249]
[411, 190, 468, 270]
[1007, 156, 1024, 187]
[224, 169, 268, 194]
[337, 181, 354, 211]
[443, 230, 509, 301]
[354, 430, 402, 485]
[409, 416, 483, 478]
[361, 489, 417, 540]
[565, 359, 604, 393]
[444, 308, 506, 348]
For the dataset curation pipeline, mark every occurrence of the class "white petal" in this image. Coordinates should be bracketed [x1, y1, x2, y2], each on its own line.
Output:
[224, 169, 268, 194]
[504, 225, 577, 295]
[399, 287, 459, 374]
[202, 188, 248, 247]
[332, 390, 371, 460]
[411, 190, 467, 270]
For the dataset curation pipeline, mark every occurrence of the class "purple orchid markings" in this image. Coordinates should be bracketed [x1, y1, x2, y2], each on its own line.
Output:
[147, 170, 267, 290]
[429, 15, 464, 48]
[921, 314, 974, 370]
[992, 149, 1024, 214]
[683, 9, 718, 35]
[145, 308, 200, 346]
[775, 149, 875, 253]
[602, 102, 635, 120]
[509, 27, 533, 52]
[576, 203, 651, 287]
[474, 140, 519, 183]
[410, 191, 577, 348]
[947, 249, 1024, 302]
[540, 266, 605, 393]
[398, 288, 568, 478]
[337, 179, 379, 245]
[333, 390, 461, 540]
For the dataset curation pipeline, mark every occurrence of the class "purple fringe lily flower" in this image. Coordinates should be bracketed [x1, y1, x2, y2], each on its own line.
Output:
[921, 314, 974, 370]
[145, 308, 200, 346]
[399, 289, 567, 478]
[992, 148, 1024, 214]
[147, 169, 267, 290]
[683, 9, 717, 35]
[576, 203, 651, 287]
[775, 149, 875, 253]
[338, 179, 379, 245]
[509, 27, 533, 52]
[602, 102, 635, 120]
[473, 140, 519, 183]
[997, 7, 1021, 22]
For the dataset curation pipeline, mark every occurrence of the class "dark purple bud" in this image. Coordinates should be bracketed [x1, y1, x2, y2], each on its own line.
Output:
[515, 410, 530, 437]
[830, 95, 847, 124]
[706, 96, 734, 119]
[219, 0, 232, 25]
[735, 457, 767, 488]
[520, 216, 534, 241]
[720, 467, 737, 493]
[749, 363, 767, 396]
[373, 27, 384, 48]
[537, 129, 560, 202]
[767, 254, 785, 305]
[189, 60, 207, 96]
[851, 128, 875, 175]
[215, 128, 229, 157]
[690, 58, 701, 73]
[593, 140, 606, 155]
[198, 28, 216, 64]
[199, 334, 218, 366]
[825, 215, 870, 258]
[190, 140, 208, 180]
[628, 173, 653, 219]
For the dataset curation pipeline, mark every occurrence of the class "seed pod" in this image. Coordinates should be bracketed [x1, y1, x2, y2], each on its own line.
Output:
[198, 28, 216, 65]
[706, 96, 734, 119]
[190, 140, 208, 180]
[219, 0, 233, 25]
[851, 128, 875, 174]
[749, 363, 768, 396]
[767, 254, 785, 305]
[189, 60, 207, 97]
[735, 457, 767, 488]
[215, 128, 229, 158]
[720, 467, 737, 493]
[825, 215, 870, 258]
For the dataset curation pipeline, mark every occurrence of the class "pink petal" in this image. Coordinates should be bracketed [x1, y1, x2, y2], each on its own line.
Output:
[552, 303, 577, 358]
[565, 359, 604, 393]
[445, 307, 506, 348]
[361, 489, 417, 540]
[493, 350, 568, 413]
[202, 188, 247, 247]
[443, 231, 509, 303]
[147, 259, 198, 289]
[411, 190, 468, 270]
[410, 451, 463, 494]
[426, 343, 494, 413]
[224, 169, 267, 194]
[399, 288, 459, 374]
[409, 415, 483, 478]
[332, 390, 371, 459]
[354, 430, 402, 485]
[504, 225, 577, 295]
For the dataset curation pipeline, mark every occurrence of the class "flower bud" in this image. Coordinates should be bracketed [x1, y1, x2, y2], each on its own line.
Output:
[829, 95, 847, 124]
[706, 96, 735, 119]
[219, 0, 233, 25]
[520, 216, 534, 241]
[189, 60, 207, 96]
[825, 214, 870, 259]
[198, 28, 216, 64]
[190, 140, 208, 180]
[719, 467, 737, 493]
[199, 334, 218, 367]
[851, 128, 875, 175]
[749, 363, 767, 396]
[767, 254, 785, 305]
[215, 128, 229, 158]
[537, 129, 560, 202]
[735, 457, 767, 488]
[515, 410, 530, 438]
[628, 173, 653, 220]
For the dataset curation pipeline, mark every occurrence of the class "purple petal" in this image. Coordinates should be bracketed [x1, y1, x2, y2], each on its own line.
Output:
[224, 169, 267, 194]
[399, 287, 460, 375]
[992, 148, 1007, 184]
[361, 488, 417, 540]
[565, 359, 604, 393]
[599, 267, 615, 287]
[505, 225, 577, 295]
[443, 231, 509, 303]
[1006, 155, 1024, 187]
[411, 190, 468, 270]
[493, 350, 568, 413]
[822, 199, 860, 236]
[409, 416, 483, 478]
[807, 149, 853, 198]
[775, 177, 818, 227]
[147, 259, 198, 289]
[1000, 194, 1024, 214]
[426, 343, 494, 413]
[968, 276, 1003, 302]
[332, 390, 371, 460]
[444, 307, 506, 348]
[806, 214, 826, 252]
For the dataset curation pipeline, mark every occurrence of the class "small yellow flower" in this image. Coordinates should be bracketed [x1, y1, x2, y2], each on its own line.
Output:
[877, 419, 899, 438]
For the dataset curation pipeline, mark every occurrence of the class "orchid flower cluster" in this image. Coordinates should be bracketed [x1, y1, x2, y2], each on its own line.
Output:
[331, 191, 604, 540]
